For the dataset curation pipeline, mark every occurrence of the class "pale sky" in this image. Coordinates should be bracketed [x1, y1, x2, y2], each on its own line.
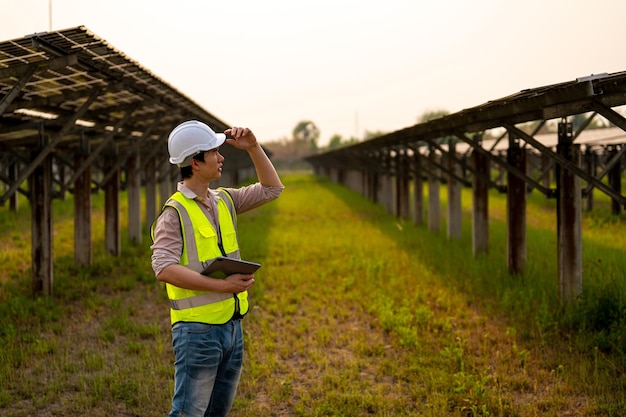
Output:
[1, 0, 626, 145]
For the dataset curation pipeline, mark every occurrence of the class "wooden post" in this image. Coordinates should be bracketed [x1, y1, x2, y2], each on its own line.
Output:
[397, 150, 410, 220]
[158, 159, 173, 209]
[391, 162, 399, 217]
[608, 145, 622, 215]
[74, 134, 92, 266]
[386, 173, 395, 214]
[584, 147, 595, 211]
[506, 133, 526, 275]
[9, 162, 19, 212]
[497, 151, 506, 186]
[56, 159, 66, 200]
[413, 150, 424, 225]
[105, 144, 121, 256]
[145, 156, 157, 227]
[541, 153, 551, 190]
[472, 137, 489, 256]
[30, 131, 53, 296]
[447, 142, 462, 240]
[384, 151, 394, 214]
[127, 153, 142, 245]
[370, 172, 379, 205]
[428, 147, 441, 232]
[557, 120, 583, 304]
[360, 170, 367, 199]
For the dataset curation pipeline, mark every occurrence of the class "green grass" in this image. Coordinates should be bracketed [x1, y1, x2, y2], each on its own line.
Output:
[0, 173, 625, 416]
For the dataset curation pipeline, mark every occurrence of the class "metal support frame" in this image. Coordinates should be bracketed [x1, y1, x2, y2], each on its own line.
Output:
[503, 122, 626, 206]
[304, 71, 626, 306]
[413, 143, 471, 186]
[64, 106, 136, 193]
[0, 65, 39, 115]
[455, 132, 550, 195]
[0, 87, 103, 205]
[406, 146, 453, 184]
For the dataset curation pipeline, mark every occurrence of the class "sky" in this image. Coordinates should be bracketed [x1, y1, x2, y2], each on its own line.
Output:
[1, 0, 626, 146]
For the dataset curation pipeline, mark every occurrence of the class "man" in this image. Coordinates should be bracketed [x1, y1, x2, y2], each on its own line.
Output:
[150, 120, 283, 417]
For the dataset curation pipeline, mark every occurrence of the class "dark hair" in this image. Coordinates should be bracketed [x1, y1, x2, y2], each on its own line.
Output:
[180, 151, 206, 179]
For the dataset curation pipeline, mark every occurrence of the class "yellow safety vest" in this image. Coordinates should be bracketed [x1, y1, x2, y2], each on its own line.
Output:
[152, 188, 249, 325]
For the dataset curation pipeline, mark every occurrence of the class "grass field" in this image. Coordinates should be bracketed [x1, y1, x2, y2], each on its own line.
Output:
[1, 173, 625, 416]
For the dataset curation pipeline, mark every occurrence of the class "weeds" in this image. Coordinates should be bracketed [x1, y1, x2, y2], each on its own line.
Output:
[0, 174, 625, 415]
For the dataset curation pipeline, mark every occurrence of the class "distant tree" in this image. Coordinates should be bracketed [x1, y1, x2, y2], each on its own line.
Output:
[417, 109, 452, 144]
[364, 130, 387, 140]
[326, 134, 360, 150]
[327, 134, 343, 150]
[417, 109, 450, 123]
[264, 134, 312, 171]
[262, 120, 321, 170]
[292, 120, 320, 151]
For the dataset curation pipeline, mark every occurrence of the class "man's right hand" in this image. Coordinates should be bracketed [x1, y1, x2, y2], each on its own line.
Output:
[222, 273, 255, 293]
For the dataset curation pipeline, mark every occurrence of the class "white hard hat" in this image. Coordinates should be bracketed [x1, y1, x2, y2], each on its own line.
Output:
[167, 120, 226, 166]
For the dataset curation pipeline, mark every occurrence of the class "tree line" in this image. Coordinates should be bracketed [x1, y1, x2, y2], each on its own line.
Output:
[264, 109, 612, 170]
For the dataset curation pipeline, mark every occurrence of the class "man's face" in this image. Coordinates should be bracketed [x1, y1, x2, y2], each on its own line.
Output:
[193, 148, 224, 181]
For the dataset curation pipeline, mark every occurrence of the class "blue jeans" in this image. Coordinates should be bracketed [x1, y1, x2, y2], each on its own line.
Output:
[169, 320, 244, 417]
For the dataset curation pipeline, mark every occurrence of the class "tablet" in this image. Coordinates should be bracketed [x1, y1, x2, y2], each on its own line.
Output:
[201, 256, 261, 279]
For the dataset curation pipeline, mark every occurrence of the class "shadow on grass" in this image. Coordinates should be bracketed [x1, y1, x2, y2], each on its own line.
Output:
[316, 174, 626, 353]
[305, 173, 626, 415]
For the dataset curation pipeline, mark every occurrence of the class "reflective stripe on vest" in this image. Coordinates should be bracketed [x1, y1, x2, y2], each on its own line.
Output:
[157, 188, 249, 324]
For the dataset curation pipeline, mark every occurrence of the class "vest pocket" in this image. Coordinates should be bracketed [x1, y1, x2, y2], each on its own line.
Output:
[197, 226, 219, 252]
[221, 230, 239, 253]
[198, 225, 217, 239]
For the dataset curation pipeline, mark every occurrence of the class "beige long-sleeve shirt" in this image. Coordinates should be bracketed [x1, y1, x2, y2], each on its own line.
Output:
[151, 181, 283, 277]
